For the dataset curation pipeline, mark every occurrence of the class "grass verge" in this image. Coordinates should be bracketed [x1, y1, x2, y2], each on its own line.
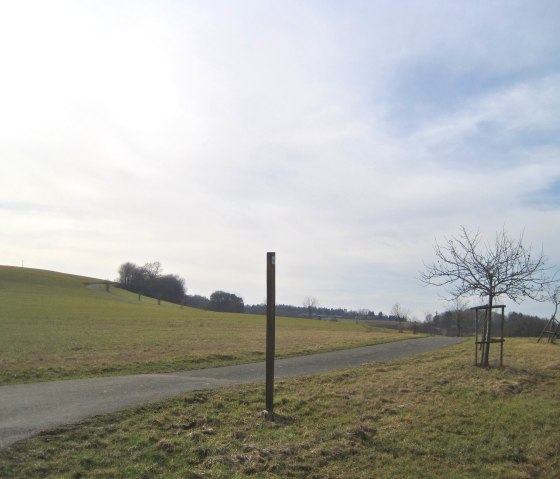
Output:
[1, 338, 558, 478]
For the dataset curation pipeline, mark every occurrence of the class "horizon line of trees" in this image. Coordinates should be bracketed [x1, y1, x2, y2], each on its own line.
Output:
[420, 309, 550, 338]
[242, 302, 407, 322]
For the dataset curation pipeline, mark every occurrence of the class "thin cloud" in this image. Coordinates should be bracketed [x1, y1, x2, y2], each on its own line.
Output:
[0, 1, 559, 320]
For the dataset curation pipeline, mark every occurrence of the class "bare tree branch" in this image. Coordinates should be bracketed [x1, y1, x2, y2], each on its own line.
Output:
[420, 227, 552, 303]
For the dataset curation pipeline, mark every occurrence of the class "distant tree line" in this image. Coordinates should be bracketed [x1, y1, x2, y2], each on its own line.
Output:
[420, 309, 549, 337]
[117, 261, 186, 304]
[243, 303, 405, 322]
[114, 263, 552, 336]
[244, 299, 549, 338]
[243, 303, 353, 318]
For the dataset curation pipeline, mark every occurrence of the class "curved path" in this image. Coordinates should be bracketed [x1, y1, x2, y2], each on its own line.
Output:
[0, 336, 464, 450]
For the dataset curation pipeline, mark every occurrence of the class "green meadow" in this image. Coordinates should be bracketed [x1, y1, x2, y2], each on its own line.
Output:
[1, 339, 558, 478]
[0, 266, 412, 385]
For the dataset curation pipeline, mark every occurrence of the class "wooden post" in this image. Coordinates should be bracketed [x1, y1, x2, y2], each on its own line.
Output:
[472, 304, 506, 368]
[500, 306, 505, 368]
[266, 252, 276, 416]
[537, 317, 554, 343]
[474, 309, 479, 366]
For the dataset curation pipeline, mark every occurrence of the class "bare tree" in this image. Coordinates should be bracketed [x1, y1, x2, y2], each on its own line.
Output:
[117, 262, 137, 288]
[538, 284, 560, 343]
[547, 284, 560, 318]
[391, 303, 410, 332]
[142, 261, 162, 280]
[421, 226, 552, 366]
[302, 296, 319, 319]
[453, 298, 469, 337]
[390, 303, 410, 321]
[424, 311, 436, 335]
[358, 308, 370, 319]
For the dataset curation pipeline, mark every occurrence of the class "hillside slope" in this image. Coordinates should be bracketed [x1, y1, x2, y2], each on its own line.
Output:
[0, 266, 414, 384]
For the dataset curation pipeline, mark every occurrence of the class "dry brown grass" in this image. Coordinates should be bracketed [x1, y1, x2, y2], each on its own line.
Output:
[1, 338, 558, 478]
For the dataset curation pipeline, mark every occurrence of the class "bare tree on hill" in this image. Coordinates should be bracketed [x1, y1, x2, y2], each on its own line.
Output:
[453, 298, 469, 337]
[390, 302, 410, 332]
[118, 262, 136, 289]
[303, 296, 319, 319]
[390, 303, 410, 321]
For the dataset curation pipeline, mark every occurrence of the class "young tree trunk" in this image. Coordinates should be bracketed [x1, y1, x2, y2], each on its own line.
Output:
[482, 294, 493, 367]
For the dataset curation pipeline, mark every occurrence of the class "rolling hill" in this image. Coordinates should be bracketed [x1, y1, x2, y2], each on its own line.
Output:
[0, 266, 412, 384]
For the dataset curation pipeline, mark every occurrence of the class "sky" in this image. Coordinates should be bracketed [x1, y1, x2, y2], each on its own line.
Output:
[1, 0, 559, 320]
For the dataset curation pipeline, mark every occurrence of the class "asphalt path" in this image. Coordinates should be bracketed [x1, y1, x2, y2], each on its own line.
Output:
[0, 336, 464, 451]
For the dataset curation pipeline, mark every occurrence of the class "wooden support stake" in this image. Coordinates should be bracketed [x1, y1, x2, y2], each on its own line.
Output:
[500, 306, 505, 368]
[474, 309, 479, 366]
[266, 252, 276, 416]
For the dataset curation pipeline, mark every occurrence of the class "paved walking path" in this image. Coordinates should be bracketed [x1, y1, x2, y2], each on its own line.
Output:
[0, 336, 464, 450]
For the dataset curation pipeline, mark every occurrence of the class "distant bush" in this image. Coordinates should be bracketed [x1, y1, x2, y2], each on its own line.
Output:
[209, 291, 244, 313]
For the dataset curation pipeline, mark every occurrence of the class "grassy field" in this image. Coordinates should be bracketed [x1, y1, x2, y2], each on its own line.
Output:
[1, 338, 558, 478]
[0, 266, 413, 385]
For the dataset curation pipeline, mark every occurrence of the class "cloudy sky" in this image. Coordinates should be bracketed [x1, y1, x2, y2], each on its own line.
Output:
[1, 0, 559, 319]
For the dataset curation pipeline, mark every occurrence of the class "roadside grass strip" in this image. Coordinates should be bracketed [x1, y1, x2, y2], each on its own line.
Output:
[1, 339, 558, 478]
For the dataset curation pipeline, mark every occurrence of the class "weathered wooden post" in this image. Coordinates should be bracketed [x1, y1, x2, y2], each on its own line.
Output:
[499, 305, 505, 368]
[266, 252, 276, 417]
[472, 304, 506, 367]
[474, 309, 479, 366]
